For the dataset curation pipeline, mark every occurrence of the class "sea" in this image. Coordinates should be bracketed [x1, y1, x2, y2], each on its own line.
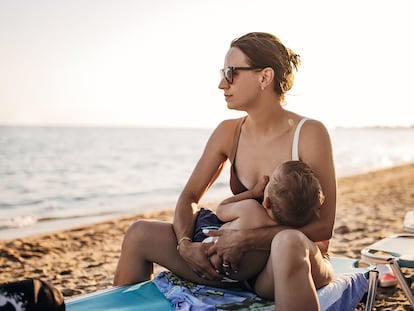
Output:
[1, 125, 413, 240]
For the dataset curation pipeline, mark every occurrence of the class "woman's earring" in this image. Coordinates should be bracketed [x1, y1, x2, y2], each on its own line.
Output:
[261, 85, 265, 91]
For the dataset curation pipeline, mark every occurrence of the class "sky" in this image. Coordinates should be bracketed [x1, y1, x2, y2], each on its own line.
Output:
[0, 0, 413, 129]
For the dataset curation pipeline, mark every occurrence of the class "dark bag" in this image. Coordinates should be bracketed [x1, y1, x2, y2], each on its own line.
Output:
[0, 278, 65, 311]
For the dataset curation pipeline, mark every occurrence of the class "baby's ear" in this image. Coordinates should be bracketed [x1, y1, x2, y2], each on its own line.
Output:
[263, 197, 271, 209]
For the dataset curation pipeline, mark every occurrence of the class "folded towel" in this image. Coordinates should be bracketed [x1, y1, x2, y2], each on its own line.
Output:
[153, 271, 368, 311]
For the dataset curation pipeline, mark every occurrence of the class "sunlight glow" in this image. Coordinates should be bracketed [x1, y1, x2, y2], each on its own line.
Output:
[0, 0, 413, 129]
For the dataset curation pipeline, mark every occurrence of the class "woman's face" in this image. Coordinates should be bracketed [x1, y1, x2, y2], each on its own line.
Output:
[218, 47, 262, 111]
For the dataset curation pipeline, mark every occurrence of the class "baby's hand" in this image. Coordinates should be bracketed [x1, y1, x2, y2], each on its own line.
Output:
[251, 175, 269, 198]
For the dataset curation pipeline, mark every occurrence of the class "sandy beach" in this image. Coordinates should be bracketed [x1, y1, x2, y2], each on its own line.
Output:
[1, 163, 413, 310]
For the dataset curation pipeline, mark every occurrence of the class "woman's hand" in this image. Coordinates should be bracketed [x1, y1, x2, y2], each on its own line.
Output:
[204, 228, 246, 275]
[178, 240, 223, 281]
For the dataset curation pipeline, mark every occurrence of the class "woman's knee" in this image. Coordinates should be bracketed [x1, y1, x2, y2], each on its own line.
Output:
[271, 229, 333, 288]
[122, 220, 152, 248]
[122, 220, 175, 251]
[271, 229, 309, 254]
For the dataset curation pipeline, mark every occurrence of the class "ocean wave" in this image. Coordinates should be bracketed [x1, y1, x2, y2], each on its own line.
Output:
[0, 210, 120, 230]
[37, 211, 116, 222]
[0, 215, 37, 230]
[0, 199, 44, 208]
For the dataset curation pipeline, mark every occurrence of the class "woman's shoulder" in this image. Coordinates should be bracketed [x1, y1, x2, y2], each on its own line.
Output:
[214, 117, 246, 134]
[300, 117, 330, 137]
[206, 117, 246, 154]
[298, 117, 333, 157]
[219, 116, 246, 126]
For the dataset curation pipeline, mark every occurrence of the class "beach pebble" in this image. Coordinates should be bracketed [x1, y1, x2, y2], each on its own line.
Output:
[334, 225, 351, 234]
[61, 288, 82, 297]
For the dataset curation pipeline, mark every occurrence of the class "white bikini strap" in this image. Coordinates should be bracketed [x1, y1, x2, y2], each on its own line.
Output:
[292, 118, 309, 161]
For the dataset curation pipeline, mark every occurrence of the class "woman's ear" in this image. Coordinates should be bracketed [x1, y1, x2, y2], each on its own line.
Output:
[260, 67, 274, 89]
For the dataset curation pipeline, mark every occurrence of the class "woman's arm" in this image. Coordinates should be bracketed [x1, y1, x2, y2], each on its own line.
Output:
[172, 119, 238, 279]
[173, 120, 232, 241]
[294, 119, 337, 242]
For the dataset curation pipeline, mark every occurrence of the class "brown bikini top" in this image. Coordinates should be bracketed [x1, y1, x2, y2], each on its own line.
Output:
[229, 116, 309, 194]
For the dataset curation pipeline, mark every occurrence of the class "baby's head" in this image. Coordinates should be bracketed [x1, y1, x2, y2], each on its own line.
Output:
[264, 161, 324, 227]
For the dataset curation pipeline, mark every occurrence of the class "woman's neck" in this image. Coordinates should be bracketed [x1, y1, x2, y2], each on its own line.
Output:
[245, 106, 295, 136]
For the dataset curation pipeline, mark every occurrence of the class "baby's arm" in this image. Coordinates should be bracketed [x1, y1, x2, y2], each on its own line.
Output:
[216, 175, 269, 224]
[219, 175, 269, 206]
[217, 199, 270, 227]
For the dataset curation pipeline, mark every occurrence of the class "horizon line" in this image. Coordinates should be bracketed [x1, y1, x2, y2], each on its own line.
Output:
[1, 123, 413, 130]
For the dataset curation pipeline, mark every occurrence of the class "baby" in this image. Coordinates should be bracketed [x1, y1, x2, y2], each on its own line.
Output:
[196, 160, 324, 277]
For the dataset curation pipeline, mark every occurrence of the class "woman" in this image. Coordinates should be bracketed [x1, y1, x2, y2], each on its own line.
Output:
[114, 32, 336, 311]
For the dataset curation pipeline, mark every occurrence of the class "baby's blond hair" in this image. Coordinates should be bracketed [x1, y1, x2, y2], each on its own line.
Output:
[267, 161, 324, 227]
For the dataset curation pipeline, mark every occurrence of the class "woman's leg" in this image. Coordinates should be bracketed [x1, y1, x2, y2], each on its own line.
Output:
[113, 219, 224, 286]
[254, 229, 334, 311]
[113, 220, 170, 285]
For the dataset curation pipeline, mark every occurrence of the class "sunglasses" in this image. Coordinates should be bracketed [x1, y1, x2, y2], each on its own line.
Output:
[220, 66, 264, 84]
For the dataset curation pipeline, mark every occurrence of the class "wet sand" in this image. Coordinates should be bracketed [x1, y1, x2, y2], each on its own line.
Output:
[1, 163, 413, 310]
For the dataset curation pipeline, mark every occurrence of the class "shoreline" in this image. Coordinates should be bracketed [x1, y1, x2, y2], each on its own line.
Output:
[1, 161, 413, 242]
[1, 163, 413, 309]
[0, 206, 177, 242]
